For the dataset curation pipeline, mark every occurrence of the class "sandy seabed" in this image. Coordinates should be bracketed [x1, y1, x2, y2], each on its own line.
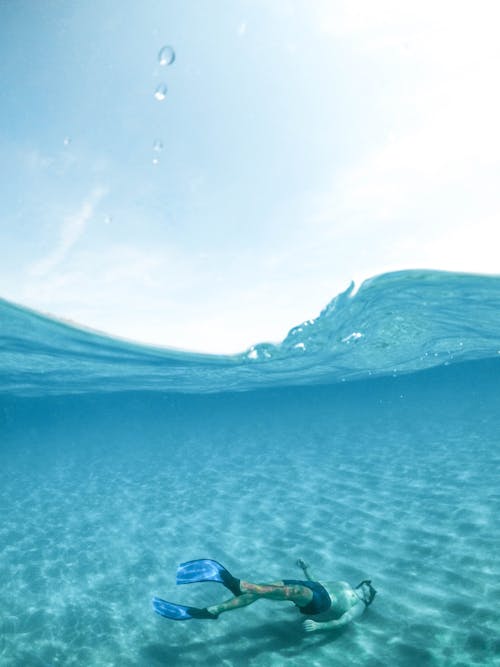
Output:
[1, 386, 500, 667]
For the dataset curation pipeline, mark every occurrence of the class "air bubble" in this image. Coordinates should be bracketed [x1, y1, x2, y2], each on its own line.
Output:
[152, 157, 160, 166]
[154, 84, 167, 101]
[158, 45, 175, 66]
[63, 137, 71, 146]
[104, 215, 112, 225]
[153, 139, 164, 152]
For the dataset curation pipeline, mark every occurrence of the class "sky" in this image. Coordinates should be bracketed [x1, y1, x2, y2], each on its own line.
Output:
[1, 0, 499, 353]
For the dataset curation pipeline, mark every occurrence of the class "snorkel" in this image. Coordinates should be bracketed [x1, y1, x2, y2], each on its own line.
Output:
[355, 579, 377, 606]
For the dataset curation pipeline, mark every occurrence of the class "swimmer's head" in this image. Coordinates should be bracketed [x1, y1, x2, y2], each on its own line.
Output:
[355, 580, 377, 606]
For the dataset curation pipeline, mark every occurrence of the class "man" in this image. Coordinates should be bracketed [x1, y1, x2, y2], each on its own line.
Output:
[153, 557, 376, 633]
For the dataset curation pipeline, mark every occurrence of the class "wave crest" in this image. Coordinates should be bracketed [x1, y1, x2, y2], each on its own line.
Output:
[1, 270, 499, 396]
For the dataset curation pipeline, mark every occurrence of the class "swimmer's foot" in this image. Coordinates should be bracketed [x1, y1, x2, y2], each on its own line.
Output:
[153, 597, 218, 621]
[187, 607, 219, 620]
[219, 569, 242, 596]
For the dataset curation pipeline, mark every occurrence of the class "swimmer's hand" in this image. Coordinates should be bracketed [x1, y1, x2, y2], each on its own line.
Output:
[303, 619, 320, 633]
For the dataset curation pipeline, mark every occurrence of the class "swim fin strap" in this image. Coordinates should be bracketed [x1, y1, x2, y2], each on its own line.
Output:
[152, 597, 217, 621]
[176, 558, 242, 596]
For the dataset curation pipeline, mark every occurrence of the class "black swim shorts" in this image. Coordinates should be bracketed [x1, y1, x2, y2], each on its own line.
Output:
[282, 579, 332, 615]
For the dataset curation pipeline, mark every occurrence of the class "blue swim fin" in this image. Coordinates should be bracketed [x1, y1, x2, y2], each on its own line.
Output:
[176, 559, 241, 596]
[152, 597, 217, 620]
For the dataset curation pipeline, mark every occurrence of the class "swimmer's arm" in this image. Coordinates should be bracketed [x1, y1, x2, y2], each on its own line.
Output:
[296, 559, 315, 581]
[303, 603, 365, 633]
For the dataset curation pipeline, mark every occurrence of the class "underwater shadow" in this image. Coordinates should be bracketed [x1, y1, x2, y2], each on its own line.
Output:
[142, 619, 348, 666]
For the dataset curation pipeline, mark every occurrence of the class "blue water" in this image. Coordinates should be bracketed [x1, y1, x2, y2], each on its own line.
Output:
[1, 270, 500, 666]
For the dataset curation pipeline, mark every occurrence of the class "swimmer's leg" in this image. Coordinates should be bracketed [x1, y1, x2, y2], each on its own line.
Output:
[207, 581, 313, 616]
[206, 592, 260, 616]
